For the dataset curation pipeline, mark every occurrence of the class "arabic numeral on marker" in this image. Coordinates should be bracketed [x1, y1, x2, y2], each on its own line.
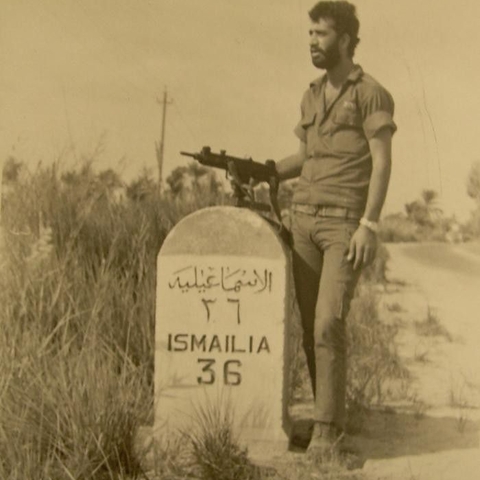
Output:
[227, 298, 241, 324]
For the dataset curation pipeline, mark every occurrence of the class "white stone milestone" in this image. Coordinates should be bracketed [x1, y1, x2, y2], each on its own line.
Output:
[155, 206, 291, 453]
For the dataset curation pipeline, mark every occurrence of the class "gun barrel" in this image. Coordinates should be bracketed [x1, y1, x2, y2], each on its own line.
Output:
[180, 151, 197, 158]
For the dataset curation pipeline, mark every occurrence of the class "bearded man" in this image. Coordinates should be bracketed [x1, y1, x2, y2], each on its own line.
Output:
[275, 1, 396, 457]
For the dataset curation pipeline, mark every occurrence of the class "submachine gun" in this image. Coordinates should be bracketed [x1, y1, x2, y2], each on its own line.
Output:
[180, 146, 290, 244]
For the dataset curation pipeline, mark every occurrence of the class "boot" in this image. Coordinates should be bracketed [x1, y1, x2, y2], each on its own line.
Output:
[306, 422, 342, 458]
[307, 423, 364, 469]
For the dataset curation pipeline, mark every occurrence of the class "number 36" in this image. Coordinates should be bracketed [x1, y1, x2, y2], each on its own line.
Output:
[197, 358, 242, 386]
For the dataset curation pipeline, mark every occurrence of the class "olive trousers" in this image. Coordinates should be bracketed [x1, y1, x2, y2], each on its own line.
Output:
[291, 211, 362, 430]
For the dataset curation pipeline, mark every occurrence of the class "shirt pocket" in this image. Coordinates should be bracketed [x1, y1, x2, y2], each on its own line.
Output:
[333, 109, 362, 128]
[331, 109, 367, 155]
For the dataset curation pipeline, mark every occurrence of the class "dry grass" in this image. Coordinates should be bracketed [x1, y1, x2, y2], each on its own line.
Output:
[346, 288, 410, 433]
[1, 160, 410, 479]
[1, 161, 225, 479]
[414, 307, 452, 342]
[188, 400, 258, 480]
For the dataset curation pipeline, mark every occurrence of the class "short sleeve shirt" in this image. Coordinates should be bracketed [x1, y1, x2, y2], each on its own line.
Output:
[292, 65, 396, 211]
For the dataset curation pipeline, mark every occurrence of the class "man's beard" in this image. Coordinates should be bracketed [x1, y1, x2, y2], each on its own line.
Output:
[310, 42, 341, 70]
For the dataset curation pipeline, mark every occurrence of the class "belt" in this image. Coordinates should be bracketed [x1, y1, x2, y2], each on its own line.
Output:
[292, 203, 361, 220]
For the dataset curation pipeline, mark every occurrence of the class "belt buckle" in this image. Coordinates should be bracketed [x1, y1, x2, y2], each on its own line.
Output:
[298, 204, 316, 216]
[316, 205, 327, 217]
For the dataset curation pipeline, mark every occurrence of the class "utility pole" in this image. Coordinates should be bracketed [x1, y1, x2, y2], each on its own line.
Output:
[156, 88, 173, 186]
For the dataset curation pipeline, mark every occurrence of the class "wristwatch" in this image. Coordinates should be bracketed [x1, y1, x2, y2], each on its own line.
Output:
[359, 217, 379, 233]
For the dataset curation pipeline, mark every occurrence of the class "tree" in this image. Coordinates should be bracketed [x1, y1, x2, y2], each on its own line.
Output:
[465, 161, 480, 237]
[2, 156, 23, 183]
[61, 163, 123, 203]
[421, 189, 443, 220]
[467, 161, 480, 204]
[405, 189, 442, 227]
[165, 162, 222, 197]
[126, 170, 157, 201]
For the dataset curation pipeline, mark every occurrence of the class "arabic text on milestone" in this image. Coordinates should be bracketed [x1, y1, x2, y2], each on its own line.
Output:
[168, 265, 273, 294]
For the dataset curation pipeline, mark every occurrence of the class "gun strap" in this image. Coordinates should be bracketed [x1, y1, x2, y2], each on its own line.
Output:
[265, 160, 282, 223]
[268, 177, 282, 223]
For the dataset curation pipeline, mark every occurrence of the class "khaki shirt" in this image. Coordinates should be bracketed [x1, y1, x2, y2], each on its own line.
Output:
[292, 65, 396, 211]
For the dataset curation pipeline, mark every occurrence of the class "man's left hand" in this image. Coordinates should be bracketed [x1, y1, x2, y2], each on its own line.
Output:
[347, 225, 377, 270]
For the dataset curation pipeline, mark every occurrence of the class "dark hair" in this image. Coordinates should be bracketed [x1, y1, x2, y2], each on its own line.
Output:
[308, 1, 360, 57]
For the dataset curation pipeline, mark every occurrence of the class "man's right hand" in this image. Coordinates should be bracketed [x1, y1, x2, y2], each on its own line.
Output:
[347, 225, 377, 270]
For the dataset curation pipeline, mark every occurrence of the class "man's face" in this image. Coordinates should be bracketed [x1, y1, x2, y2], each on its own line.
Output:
[309, 18, 342, 70]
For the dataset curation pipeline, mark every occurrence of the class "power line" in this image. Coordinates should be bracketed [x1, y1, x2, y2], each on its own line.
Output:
[173, 102, 198, 144]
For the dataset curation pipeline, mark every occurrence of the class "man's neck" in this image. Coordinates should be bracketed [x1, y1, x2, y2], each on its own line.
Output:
[326, 58, 354, 89]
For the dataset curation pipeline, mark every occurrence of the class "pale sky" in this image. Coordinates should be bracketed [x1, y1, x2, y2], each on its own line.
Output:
[2, 0, 479, 219]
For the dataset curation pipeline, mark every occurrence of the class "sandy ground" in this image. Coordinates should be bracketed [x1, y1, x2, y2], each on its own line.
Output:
[361, 242, 480, 479]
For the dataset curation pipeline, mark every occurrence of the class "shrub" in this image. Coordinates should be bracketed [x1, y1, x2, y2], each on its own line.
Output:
[378, 213, 419, 242]
[346, 288, 409, 432]
[188, 399, 258, 480]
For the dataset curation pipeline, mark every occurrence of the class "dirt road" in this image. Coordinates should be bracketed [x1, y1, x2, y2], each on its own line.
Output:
[363, 242, 480, 479]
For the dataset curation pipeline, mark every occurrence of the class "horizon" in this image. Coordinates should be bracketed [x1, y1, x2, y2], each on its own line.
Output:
[2, 0, 480, 220]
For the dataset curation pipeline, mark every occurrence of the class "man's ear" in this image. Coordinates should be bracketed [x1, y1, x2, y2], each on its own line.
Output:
[339, 32, 351, 55]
